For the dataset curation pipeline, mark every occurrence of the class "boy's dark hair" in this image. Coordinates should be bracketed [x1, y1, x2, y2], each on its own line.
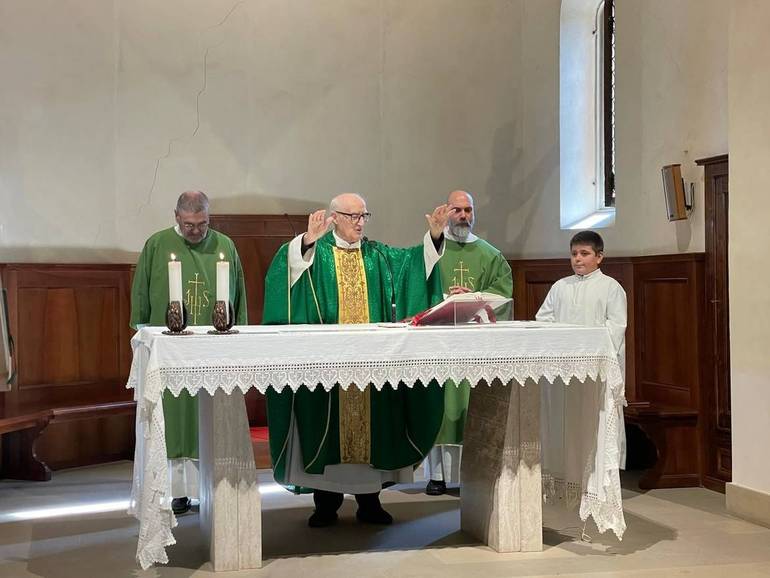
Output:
[570, 230, 604, 254]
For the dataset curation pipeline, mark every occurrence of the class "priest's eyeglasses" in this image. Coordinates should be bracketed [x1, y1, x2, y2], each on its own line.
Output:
[335, 211, 372, 223]
[182, 221, 209, 232]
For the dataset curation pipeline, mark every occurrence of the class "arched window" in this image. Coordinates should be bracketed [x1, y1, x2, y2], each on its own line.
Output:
[560, 0, 616, 229]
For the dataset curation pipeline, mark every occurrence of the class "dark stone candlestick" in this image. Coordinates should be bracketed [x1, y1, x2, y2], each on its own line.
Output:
[209, 301, 238, 334]
[163, 301, 192, 335]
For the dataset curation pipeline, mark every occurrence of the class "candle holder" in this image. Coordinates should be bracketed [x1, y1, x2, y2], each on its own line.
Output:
[163, 301, 192, 336]
[208, 300, 238, 334]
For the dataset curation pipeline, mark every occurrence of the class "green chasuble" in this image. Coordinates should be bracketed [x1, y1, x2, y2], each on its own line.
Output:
[434, 237, 513, 445]
[263, 231, 445, 487]
[130, 227, 247, 459]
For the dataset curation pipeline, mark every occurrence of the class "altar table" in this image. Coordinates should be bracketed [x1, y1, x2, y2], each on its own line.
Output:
[127, 321, 626, 570]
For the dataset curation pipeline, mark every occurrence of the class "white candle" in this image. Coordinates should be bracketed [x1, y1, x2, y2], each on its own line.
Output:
[216, 253, 229, 303]
[168, 254, 183, 304]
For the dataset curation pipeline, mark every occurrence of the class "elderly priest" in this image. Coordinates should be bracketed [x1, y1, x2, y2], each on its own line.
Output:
[263, 193, 450, 527]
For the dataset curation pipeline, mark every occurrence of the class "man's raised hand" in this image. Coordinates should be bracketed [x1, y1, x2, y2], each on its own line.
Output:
[426, 204, 450, 239]
[304, 209, 333, 245]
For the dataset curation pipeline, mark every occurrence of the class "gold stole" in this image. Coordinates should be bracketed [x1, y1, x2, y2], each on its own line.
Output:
[333, 246, 371, 464]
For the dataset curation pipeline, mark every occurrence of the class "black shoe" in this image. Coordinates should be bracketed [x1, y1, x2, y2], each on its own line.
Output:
[308, 489, 343, 528]
[171, 497, 191, 515]
[354, 492, 393, 525]
[425, 480, 447, 496]
[308, 509, 339, 527]
[356, 505, 393, 525]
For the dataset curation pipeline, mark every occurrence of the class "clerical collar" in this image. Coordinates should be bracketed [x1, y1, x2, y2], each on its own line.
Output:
[444, 226, 478, 244]
[332, 230, 361, 249]
[576, 268, 602, 280]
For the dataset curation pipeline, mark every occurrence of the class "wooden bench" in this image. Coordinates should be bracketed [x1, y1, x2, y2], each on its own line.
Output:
[624, 401, 700, 489]
[0, 400, 136, 481]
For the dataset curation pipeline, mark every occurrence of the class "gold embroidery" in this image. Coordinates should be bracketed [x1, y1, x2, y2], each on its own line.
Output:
[185, 273, 210, 324]
[333, 247, 370, 324]
[339, 384, 371, 464]
[333, 247, 371, 463]
[451, 260, 476, 290]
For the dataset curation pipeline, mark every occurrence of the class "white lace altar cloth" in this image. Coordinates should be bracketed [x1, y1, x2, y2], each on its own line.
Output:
[127, 321, 626, 569]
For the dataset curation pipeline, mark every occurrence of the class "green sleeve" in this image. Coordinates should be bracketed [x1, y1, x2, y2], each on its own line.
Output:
[378, 241, 443, 318]
[487, 252, 513, 298]
[262, 244, 291, 325]
[263, 242, 330, 326]
[130, 241, 153, 330]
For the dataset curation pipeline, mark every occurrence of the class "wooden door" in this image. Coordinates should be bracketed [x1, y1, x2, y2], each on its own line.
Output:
[696, 154, 731, 492]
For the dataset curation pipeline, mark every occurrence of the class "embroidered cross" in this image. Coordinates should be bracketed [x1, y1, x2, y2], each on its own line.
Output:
[452, 260, 475, 290]
[185, 273, 209, 324]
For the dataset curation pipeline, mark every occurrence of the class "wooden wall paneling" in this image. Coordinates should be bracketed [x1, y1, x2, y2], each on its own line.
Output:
[208, 215, 307, 426]
[508, 259, 571, 321]
[632, 257, 704, 410]
[0, 264, 135, 477]
[209, 214, 307, 325]
[12, 267, 132, 408]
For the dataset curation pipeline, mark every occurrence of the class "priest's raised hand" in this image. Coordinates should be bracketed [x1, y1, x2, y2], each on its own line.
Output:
[426, 203, 451, 240]
[303, 209, 334, 246]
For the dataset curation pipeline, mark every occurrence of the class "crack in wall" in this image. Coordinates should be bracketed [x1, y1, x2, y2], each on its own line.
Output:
[138, 0, 248, 215]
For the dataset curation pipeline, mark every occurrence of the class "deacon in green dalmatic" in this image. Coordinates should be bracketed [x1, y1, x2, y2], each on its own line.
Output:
[263, 193, 450, 527]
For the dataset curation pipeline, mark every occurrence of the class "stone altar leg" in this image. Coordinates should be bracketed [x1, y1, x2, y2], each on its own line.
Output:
[461, 380, 542, 552]
[198, 389, 262, 571]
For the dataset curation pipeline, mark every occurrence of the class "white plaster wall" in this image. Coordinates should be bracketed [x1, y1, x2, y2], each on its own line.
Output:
[0, 0, 531, 262]
[728, 0, 770, 496]
[0, 0, 119, 261]
[0, 0, 728, 263]
[611, 0, 728, 257]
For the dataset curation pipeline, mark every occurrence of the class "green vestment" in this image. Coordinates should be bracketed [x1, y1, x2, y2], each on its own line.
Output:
[130, 227, 247, 459]
[434, 237, 513, 445]
[262, 232, 445, 488]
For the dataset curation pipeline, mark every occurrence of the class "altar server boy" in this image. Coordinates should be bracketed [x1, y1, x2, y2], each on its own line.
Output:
[536, 230, 627, 466]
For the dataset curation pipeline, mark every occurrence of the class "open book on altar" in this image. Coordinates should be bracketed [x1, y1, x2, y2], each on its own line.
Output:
[410, 291, 512, 326]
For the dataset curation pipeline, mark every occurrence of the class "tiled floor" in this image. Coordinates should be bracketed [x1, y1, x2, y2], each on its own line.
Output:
[1, 462, 769, 577]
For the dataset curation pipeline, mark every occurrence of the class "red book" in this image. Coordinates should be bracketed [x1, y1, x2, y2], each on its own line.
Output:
[410, 292, 512, 326]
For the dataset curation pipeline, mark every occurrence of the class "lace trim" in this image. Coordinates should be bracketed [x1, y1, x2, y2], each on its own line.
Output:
[580, 387, 627, 540]
[542, 474, 584, 509]
[541, 386, 627, 540]
[131, 354, 624, 402]
[129, 353, 626, 567]
[129, 398, 178, 569]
